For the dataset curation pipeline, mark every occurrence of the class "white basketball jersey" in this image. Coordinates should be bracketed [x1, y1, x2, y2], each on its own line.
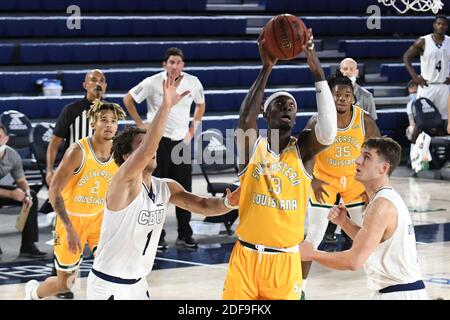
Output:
[363, 187, 423, 291]
[420, 34, 450, 84]
[92, 177, 171, 279]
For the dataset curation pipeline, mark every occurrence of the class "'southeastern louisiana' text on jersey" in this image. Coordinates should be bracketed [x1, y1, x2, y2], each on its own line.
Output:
[237, 137, 312, 247]
[61, 137, 118, 216]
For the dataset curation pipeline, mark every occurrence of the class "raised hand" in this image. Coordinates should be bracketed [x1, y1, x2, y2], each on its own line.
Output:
[304, 28, 325, 81]
[163, 70, 190, 108]
[258, 30, 278, 67]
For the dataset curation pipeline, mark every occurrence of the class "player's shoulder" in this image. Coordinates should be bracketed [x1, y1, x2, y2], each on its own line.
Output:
[367, 196, 396, 218]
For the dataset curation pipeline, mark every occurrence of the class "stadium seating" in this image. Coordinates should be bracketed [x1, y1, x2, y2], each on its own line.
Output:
[0, 16, 438, 38]
[380, 63, 420, 82]
[301, 17, 436, 36]
[0, 88, 320, 118]
[0, 40, 323, 65]
[339, 39, 414, 58]
[0, 0, 207, 12]
[0, 65, 331, 93]
[0, 16, 247, 37]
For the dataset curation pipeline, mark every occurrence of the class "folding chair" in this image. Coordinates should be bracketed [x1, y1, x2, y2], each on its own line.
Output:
[195, 129, 239, 235]
[0, 110, 41, 191]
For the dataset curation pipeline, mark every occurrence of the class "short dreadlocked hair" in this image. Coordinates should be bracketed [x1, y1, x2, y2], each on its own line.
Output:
[112, 125, 146, 166]
[87, 99, 126, 123]
[327, 69, 354, 91]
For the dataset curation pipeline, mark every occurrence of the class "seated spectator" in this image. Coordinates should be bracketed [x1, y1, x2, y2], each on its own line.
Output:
[0, 124, 47, 258]
[409, 91, 446, 144]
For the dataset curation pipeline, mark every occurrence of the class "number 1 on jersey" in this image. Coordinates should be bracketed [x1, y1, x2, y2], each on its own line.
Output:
[142, 231, 153, 255]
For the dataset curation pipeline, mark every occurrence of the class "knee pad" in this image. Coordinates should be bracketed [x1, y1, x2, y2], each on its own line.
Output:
[305, 206, 331, 248]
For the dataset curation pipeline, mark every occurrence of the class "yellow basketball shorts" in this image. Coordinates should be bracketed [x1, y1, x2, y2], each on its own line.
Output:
[54, 213, 103, 272]
[310, 172, 366, 208]
[222, 241, 302, 300]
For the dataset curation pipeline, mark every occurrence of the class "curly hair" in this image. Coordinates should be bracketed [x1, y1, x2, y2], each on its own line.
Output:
[327, 69, 353, 91]
[111, 125, 146, 166]
[87, 99, 127, 123]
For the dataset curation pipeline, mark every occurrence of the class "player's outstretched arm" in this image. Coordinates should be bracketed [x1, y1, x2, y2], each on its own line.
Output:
[166, 179, 240, 216]
[298, 30, 337, 173]
[108, 71, 190, 210]
[300, 198, 394, 271]
[403, 38, 427, 87]
[48, 143, 83, 254]
[236, 32, 277, 172]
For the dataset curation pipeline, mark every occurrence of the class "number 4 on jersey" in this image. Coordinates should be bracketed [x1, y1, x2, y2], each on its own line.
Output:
[436, 60, 441, 73]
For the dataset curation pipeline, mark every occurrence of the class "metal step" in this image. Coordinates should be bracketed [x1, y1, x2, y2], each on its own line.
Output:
[374, 96, 409, 105]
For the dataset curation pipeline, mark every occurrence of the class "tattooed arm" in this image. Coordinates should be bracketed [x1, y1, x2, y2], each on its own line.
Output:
[48, 143, 83, 254]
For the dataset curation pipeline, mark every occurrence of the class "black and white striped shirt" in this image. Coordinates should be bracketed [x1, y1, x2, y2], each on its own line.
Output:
[53, 97, 94, 151]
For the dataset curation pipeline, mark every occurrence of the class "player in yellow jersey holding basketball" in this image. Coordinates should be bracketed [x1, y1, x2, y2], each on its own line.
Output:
[301, 70, 380, 295]
[24, 100, 126, 300]
[222, 29, 337, 300]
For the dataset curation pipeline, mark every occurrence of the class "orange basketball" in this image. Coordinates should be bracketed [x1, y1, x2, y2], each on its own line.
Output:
[261, 14, 308, 60]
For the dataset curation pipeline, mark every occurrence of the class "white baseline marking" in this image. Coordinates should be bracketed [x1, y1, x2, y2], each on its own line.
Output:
[155, 257, 227, 269]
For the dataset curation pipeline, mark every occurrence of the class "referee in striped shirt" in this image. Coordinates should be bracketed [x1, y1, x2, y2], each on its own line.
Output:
[46, 69, 107, 186]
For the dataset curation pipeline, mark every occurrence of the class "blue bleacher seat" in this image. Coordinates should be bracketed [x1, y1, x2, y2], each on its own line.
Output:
[0, 65, 331, 94]
[339, 39, 414, 58]
[2, 15, 436, 38]
[0, 89, 320, 119]
[11, 40, 322, 65]
[251, 16, 435, 36]
[0, 0, 207, 12]
[0, 44, 15, 64]
[380, 63, 420, 83]
[0, 17, 246, 37]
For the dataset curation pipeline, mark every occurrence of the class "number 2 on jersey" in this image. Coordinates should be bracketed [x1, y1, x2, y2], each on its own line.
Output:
[142, 231, 153, 255]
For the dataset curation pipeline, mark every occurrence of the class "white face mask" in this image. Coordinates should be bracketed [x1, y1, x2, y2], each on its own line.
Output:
[0, 144, 6, 154]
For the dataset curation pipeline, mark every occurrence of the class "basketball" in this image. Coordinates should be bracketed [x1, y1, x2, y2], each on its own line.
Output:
[261, 14, 308, 60]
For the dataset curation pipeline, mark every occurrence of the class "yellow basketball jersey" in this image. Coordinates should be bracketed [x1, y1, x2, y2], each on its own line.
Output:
[61, 137, 118, 216]
[314, 106, 366, 178]
[237, 137, 312, 247]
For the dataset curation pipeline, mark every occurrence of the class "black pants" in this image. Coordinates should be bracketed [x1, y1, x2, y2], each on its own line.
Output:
[154, 137, 193, 239]
[0, 186, 39, 247]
